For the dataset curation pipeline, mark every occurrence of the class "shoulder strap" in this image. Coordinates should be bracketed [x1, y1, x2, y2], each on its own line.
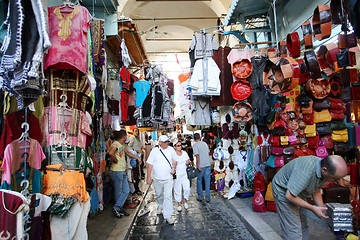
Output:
[159, 147, 172, 168]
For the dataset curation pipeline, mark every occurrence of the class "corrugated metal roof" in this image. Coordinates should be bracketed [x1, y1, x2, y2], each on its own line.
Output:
[225, 0, 271, 26]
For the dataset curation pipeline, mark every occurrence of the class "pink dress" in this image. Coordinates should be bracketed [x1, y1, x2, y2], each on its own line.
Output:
[44, 6, 90, 73]
[42, 106, 92, 149]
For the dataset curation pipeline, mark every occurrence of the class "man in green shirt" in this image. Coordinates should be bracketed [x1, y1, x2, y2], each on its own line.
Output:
[109, 130, 140, 218]
[272, 155, 348, 240]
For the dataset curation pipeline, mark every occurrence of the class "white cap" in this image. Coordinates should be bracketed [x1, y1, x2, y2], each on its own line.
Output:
[159, 135, 170, 142]
[125, 136, 131, 143]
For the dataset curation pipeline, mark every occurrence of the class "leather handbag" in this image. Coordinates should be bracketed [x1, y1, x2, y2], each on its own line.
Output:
[305, 124, 317, 137]
[314, 109, 332, 123]
[313, 5, 332, 41]
[252, 190, 266, 212]
[283, 146, 295, 155]
[316, 122, 333, 135]
[308, 135, 320, 149]
[330, 97, 344, 110]
[283, 154, 294, 164]
[187, 165, 197, 179]
[333, 142, 349, 155]
[351, 87, 360, 100]
[303, 113, 314, 125]
[336, 50, 355, 67]
[280, 136, 289, 146]
[253, 171, 266, 191]
[331, 129, 349, 142]
[341, 86, 352, 102]
[323, 185, 350, 204]
[265, 182, 275, 202]
[320, 135, 334, 149]
[302, 20, 313, 49]
[272, 136, 280, 146]
[275, 155, 285, 168]
[273, 119, 286, 129]
[316, 145, 329, 158]
[313, 97, 332, 111]
[330, 109, 345, 120]
[331, 120, 347, 130]
[272, 147, 284, 156]
[331, 0, 343, 24]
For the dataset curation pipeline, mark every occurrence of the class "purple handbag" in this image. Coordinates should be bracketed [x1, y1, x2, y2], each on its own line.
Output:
[275, 156, 285, 168]
[272, 147, 284, 156]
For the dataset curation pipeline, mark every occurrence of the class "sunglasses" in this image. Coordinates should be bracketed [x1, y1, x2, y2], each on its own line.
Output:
[175, 144, 182, 147]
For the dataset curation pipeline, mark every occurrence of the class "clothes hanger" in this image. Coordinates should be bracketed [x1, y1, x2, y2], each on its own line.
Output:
[18, 122, 31, 149]
[57, 94, 73, 116]
[59, 0, 76, 13]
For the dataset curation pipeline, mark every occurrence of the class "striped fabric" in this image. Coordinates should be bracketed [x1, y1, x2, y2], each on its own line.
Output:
[272, 156, 326, 202]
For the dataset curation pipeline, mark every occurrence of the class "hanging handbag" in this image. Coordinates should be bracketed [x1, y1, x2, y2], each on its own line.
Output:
[288, 135, 298, 145]
[274, 155, 284, 168]
[252, 190, 266, 212]
[320, 135, 334, 149]
[316, 141, 329, 157]
[314, 109, 332, 123]
[331, 129, 349, 142]
[272, 135, 281, 146]
[280, 136, 289, 146]
[308, 135, 320, 150]
[283, 146, 295, 155]
[305, 124, 317, 137]
[336, 50, 350, 67]
[303, 113, 314, 125]
[313, 97, 332, 111]
[331, 120, 347, 130]
[316, 122, 333, 136]
[272, 147, 284, 156]
[253, 172, 266, 191]
[330, 109, 345, 120]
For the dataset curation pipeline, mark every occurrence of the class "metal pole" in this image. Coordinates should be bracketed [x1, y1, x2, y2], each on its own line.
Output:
[273, 0, 279, 50]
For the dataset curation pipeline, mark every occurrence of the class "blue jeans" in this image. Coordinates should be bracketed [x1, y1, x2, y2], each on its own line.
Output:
[196, 166, 211, 199]
[110, 171, 129, 211]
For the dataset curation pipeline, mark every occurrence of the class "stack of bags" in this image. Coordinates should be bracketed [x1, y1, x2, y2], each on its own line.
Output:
[326, 203, 353, 232]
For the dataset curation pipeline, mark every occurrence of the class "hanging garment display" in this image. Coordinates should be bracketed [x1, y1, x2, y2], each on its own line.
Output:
[90, 20, 105, 66]
[0, 0, 51, 109]
[189, 32, 219, 61]
[45, 68, 93, 113]
[41, 106, 92, 149]
[134, 80, 151, 107]
[120, 39, 131, 68]
[120, 66, 131, 91]
[188, 98, 211, 126]
[188, 58, 221, 96]
[212, 47, 237, 106]
[44, 5, 90, 74]
[146, 65, 163, 84]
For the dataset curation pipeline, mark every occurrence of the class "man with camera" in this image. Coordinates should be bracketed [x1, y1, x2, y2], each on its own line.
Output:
[146, 135, 177, 225]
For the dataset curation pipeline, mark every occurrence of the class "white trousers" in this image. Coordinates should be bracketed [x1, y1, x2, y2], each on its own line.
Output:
[153, 178, 174, 219]
[174, 174, 190, 203]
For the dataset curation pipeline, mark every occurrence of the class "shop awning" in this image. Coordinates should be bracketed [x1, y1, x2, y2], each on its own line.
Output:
[224, 0, 270, 26]
[106, 22, 148, 67]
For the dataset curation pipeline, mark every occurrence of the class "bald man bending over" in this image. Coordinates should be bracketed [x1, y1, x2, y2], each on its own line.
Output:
[272, 155, 348, 240]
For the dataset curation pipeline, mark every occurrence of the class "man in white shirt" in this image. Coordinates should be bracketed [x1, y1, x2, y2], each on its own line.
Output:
[146, 135, 177, 225]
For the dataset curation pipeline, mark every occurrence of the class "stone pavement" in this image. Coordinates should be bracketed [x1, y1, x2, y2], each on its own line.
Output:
[127, 183, 255, 240]
[225, 196, 337, 240]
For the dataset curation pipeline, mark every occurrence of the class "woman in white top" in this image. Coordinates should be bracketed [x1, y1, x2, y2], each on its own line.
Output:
[173, 140, 191, 211]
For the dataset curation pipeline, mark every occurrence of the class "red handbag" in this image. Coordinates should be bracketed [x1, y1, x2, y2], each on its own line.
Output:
[351, 87, 360, 100]
[320, 135, 334, 149]
[308, 135, 320, 150]
[303, 113, 314, 125]
[252, 190, 267, 212]
[330, 109, 345, 120]
[273, 119, 286, 129]
[272, 136, 280, 146]
[253, 172, 266, 191]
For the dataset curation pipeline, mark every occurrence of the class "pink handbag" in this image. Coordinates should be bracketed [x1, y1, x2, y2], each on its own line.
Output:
[316, 144, 329, 158]
[272, 147, 283, 155]
[275, 156, 285, 168]
[288, 135, 298, 145]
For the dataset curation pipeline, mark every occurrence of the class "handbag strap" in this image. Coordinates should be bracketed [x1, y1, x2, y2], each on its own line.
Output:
[159, 147, 172, 168]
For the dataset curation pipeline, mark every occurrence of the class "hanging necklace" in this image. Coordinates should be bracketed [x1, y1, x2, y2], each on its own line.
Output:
[54, 6, 80, 41]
